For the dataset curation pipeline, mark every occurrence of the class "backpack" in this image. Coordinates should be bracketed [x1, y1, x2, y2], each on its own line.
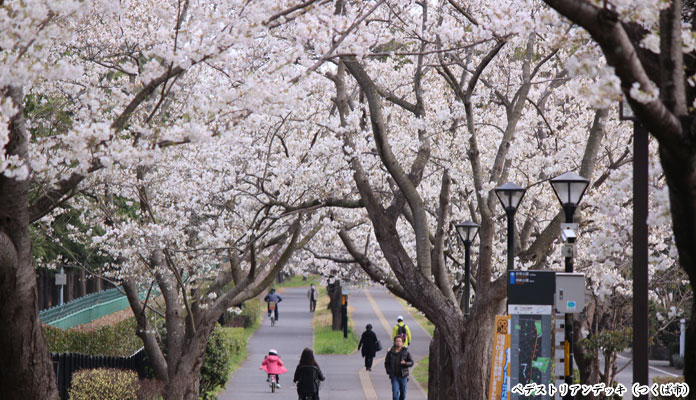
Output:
[397, 324, 407, 341]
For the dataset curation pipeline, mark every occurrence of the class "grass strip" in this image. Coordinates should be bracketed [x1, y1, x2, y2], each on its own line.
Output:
[277, 274, 322, 288]
[312, 287, 359, 354]
[412, 356, 429, 393]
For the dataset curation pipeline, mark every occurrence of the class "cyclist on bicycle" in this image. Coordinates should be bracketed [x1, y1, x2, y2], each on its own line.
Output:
[294, 348, 325, 400]
[264, 288, 282, 322]
[260, 349, 288, 388]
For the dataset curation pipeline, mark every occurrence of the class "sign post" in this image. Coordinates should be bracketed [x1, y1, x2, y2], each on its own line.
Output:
[55, 267, 67, 305]
[341, 290, 348, 339]
[489, 315, 511, 400]
[507, 271, 556, 400]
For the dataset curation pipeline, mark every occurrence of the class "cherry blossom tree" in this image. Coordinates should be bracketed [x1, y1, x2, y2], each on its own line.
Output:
[534, 0, 696, 392]
[260, 1, 686, 398]
[0, 0, 323, 398]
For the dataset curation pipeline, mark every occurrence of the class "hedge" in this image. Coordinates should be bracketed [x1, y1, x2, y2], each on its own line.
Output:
[69, 368, 138, 400]
[44, 317, 143, 356]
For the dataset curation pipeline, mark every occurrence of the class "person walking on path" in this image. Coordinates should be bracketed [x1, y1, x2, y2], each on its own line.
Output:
[392, 316, 411, 346]
[358, 324, 380, 371]
[264, 288, 282, 321]
[293, 348, 326, 400]
[259, 349, 288, 388]
[307, 283, 319, 312]
[385, 336, 414, 400]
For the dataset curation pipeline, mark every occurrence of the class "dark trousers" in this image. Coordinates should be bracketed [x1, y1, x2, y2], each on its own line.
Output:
[364, 356, 374, 369]
[310, 298, 316, 312]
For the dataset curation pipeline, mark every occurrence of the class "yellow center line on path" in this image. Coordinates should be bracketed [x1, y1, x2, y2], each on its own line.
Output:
[363, 288, 393, 338]
[359, 288, 394, 400]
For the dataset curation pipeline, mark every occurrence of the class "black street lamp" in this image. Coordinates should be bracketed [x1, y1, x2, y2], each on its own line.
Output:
[549, 171, 589, 399]
[550, 171, 590, 229]
[454, 220, 480, 316]
[619, 100, 649, 399]
[494, 182, 526, 271]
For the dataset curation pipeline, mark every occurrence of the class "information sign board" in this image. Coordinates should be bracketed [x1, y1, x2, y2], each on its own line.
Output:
[507, 271, 555, 306]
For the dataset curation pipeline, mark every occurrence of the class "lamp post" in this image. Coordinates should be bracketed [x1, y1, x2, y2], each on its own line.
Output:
[454, 220, 480, 316]
[619, 100, 649, 399]
[550, 171, 590, 400]
[494, 182, 527, 271]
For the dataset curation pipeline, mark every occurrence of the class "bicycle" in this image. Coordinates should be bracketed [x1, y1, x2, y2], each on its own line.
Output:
[269, 374, 278, 393]
[269, 302, 276, 327]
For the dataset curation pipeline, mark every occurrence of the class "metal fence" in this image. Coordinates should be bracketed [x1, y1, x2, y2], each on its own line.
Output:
[51, 347, 148, 400]
[40, 287, 128, 328]
[40, 286, 158, 329]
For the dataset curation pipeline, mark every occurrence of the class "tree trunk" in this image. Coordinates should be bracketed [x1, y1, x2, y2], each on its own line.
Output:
[428, 327, 455, 399]
[659, 149, 696, 393]
[327, 280, 343, 330]
[685, 299, 696, 396]
[78, 268, 86, 297]
[573, 318, 601, 400]
[427, 302, 498, 400]
[0, 86, 59, 399]
[163, 348, 204, 400]
[163, 358, 203, 400]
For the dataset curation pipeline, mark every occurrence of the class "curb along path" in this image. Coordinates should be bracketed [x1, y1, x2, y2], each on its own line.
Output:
[220, 286, 429, 400]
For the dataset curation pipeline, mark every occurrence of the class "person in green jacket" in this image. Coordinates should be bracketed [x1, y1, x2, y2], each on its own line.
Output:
[392, 316, 411, 347]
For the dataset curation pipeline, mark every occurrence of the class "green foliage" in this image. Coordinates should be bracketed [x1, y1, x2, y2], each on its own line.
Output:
[578, 327, 632, 358]
[31, 203, 112, 275]
[43, 317, 143, 356]
[24, 92, 74, 138]
[220, 298, 262, 328]
[68, 368, 138, 400]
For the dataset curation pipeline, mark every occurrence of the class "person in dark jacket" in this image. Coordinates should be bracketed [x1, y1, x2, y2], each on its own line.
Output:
[358, 324, 379, 371]
[384, 336, 414, 400]
[264, 288, 282, 321]
[293, 348, 325, 400]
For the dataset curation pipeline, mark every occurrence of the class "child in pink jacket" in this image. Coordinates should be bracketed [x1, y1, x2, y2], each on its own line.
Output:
[260, 349, 288, 388]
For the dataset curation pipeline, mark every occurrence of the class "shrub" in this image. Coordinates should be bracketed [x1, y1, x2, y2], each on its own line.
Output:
[69, 368, 138, 400]
[220, 299, 261, 328]
[199, 324, 236, 399]
[44, 317, 142, 356]
[653, 376, 685, 400]
[672, 354, 685, 369]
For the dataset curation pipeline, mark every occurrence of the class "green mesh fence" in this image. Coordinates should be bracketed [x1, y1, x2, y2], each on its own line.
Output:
[40, 287, 152, 329]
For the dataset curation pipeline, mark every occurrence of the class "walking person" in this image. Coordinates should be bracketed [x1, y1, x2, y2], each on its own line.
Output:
[392, 316, 412, 346]
[294, 348, 325, 400]
[358, 324, 380, 371]
[264, 288, 282, 321]
[385, 336, 413, 400]
[307, 283, 319, 312]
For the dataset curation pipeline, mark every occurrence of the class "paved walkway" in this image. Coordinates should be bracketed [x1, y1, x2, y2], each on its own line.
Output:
[219, 286, 429, 400]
